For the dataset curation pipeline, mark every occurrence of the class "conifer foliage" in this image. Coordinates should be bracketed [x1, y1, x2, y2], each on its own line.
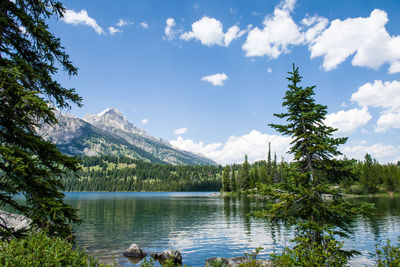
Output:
[262, 64, 372, 261]
[0, 0, 81, 240]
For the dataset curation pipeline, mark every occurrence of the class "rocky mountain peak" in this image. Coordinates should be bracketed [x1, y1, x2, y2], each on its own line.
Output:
[38, 108, 217, 165]
[97, 107, 124, 118]
[83, 108, 149, 138]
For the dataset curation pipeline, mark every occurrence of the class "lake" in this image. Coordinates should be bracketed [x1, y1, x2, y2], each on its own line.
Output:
[64, 192, 400, 266]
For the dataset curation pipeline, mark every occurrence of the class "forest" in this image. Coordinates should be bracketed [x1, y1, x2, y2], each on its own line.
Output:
[62, 152, 400, 195]
[223, 151, 400, 195]
[63, 155, 223, 191]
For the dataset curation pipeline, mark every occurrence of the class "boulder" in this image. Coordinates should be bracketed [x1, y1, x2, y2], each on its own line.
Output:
[205, 256, 272, 267]
[0, 210, 31, 232]
[151, 249, 182, 265]
[123, 243, 146, 258]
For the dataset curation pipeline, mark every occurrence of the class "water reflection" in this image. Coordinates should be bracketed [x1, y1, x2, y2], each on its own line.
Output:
[64, 193, 400, 267]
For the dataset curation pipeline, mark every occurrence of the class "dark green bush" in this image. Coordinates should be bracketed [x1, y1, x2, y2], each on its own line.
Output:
[0, 231, 110, 267]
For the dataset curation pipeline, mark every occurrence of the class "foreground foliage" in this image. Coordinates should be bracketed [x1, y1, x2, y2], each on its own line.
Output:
[0, 0, 81, 239]
[374, 237, 400, 267]
[0, 231, 110, 267]
[270, 234, 351, 266]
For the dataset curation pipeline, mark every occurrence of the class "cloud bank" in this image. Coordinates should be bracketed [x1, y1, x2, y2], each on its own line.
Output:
[171, 130, 291, 165]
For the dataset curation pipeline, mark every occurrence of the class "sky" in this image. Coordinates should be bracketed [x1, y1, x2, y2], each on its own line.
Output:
[51, 0, 400, 165]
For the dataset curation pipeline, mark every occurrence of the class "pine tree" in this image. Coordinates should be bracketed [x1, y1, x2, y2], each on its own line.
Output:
[249, 166, 259, 189]
[0, 0, 82, 240]
[267, 142, 272, 178]
[258, 162, 269, 185]
[231, 169, 237, 192]
[239, 155, 250, 189]
[262, 64, 372, 261]
[360, 153, 379, 193]
[222, 165, 231, 192]
[272, 153, 278, 183]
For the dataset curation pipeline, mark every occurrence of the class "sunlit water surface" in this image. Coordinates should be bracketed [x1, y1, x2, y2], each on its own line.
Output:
[64, 192, 400, 266]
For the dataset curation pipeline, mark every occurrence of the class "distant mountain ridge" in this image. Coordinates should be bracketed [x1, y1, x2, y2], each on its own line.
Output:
[38, 108, 216, 165]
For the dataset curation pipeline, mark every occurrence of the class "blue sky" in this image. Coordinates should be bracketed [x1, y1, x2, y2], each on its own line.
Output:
[52, 0, 400, 164]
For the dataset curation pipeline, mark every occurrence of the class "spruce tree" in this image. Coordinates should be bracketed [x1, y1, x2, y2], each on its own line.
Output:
[267, 142, 272, 178]
[239, 155, 250, 189]
[258, 163, 269, 185]
[0, 0, 81, 240]
[262, 64, 372, 262]
[360, 153, 379, 193]
[222, 165, 231, 192]
[231, 169, 237, 192]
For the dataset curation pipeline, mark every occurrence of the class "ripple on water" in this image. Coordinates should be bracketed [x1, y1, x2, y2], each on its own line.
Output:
[65, 193, 400, 266]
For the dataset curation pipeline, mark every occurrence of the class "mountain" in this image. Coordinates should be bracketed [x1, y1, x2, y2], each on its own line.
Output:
[38, 108, 216, 165]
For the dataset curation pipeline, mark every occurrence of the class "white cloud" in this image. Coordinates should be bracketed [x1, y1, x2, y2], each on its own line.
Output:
[174, 128, 188, 135]
[302, 15, 329, 43]
[351, 80, 400, 111]
[62, 9, 104, 35]
[242, 0, 303, 58]
[108, 26, 122, 35]
[375, 112, 400, 133]
[351, 80, 400, 132]
[309, 9, 400, 72]
[164, 18, 177, 40]
[140, 22, 149, 29]
[201, 73, 228, 86]
[180, 16, 246, 47]
[171, 136, 222, 156]
[389, 61, 400, 74]
[170, 130, 291, 165]
[324, 108, 371, 134]
[342, 143, 400, 163]
[279, 0, 296, 12]
[267, 67, 272, 73]
[116, 19, 133, 27]
[141, 118, 148, 124]
[224, 25, 247, 46]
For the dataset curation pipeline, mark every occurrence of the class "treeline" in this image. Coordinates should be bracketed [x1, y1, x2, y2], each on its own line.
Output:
[221, 149, 400, 195]
[63, 152, 400, 194]
[63, 155, 222, 191]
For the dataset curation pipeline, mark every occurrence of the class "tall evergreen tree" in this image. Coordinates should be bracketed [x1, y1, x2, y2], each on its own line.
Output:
[222, 165, 231, 192]
[272, 152, 278, 183]
[239, 155, 250, 189]
[231, 169, 237, 192]
[267, 142, 272, 178]
[360, 153, 379, 193]
[262, 64, 371, 261]
[249, 166, 259, 189]
[258, 162, 269, 185]
[0, 0, 81, 240]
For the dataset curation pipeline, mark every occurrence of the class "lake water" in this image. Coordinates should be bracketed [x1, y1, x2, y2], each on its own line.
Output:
[64, 192, 400, 266]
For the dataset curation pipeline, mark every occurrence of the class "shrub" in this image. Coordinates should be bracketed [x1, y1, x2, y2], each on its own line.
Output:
[0, 231, 110, 267]
[374, 237, 400, 267]
[270, 234, 353, 266]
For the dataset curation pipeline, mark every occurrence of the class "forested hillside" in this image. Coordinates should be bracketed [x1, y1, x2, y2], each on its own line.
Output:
[63, 152, 400, 193]
[63, 155, 222, 191]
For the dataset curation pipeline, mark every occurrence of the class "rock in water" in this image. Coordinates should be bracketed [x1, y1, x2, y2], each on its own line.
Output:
[123, 243, 146, 258]
[151, 249, 182, 265]
[0, 210, 31, 232]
